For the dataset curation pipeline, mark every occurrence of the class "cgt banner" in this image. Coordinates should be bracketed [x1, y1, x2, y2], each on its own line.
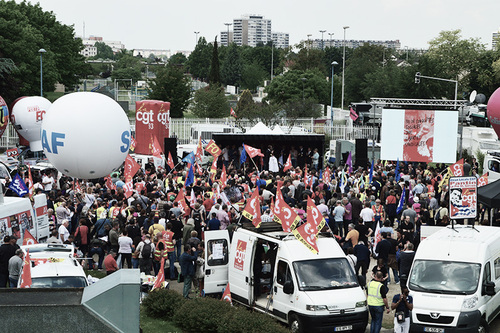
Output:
[449, 176, 477, 220]
[135, 100, 170, 155]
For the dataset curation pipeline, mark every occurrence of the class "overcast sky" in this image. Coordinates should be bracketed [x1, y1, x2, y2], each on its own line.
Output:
[23, 0, 500, 52]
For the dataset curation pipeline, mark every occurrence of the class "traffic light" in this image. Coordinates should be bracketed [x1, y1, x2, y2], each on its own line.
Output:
[415, 72, 421, 84]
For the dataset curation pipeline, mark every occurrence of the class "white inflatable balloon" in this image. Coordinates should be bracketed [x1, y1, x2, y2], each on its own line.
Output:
[11, 96, 51, 151]
[41, 92, 131, 179]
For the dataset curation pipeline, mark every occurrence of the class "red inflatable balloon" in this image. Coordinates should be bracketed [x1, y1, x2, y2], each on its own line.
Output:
[488, 87, 500, 138]
[0, 96, 8, 139]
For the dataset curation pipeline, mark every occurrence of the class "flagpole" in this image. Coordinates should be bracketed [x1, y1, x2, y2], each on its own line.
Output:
[166, 161, 183, 177]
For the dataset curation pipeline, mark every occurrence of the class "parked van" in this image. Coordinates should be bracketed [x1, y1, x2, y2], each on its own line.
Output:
[408, 225, 500, 332]
[0, 193, 50, 244]
[204, 225, 368, 333]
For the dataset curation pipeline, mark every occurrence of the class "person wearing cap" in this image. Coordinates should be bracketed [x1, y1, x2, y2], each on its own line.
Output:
[8, 249, 23, 288]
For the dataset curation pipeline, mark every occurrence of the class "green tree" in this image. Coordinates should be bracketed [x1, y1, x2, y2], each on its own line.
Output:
[192, 86, 229, 118]
[111, 54, 143, 87]
[168, 53, 188, 68]
[209, 37, 221, 86]
[221, 43, 242, 86]
[0, 0, 85, 102]
[236, 89, 254, 118]
[91, 41, 114, 60]
[187, 37, 212, 81]
[147, 66, 191, 118]
[241, 63, 267, 91]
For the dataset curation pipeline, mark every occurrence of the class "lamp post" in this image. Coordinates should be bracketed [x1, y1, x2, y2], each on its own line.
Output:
[331, 61, 338, 138]
[328, 33, 334, 48]
[270, 39, 274, 80]
[39, 48, 46, 96]
[224, 23, 232, 46]
[405, 46, 409, 62]
[319, 30, 326, 50]
[307, 34, 312, 49]
[341, 26, 349, 110]
[414, 72, 461, 156]
[194, 31, 200, 46]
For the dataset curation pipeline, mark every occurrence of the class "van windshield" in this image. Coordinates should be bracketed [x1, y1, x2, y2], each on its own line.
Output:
[31, 276, 88, 288]
[292, 258, 358, 291]
[409, 260, 480, 295]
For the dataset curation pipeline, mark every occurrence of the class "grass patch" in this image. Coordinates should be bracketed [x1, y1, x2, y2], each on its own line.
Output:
[84, 269, 107, 279]
[45, 91, 64, 102]
[140, 306, 182, 333]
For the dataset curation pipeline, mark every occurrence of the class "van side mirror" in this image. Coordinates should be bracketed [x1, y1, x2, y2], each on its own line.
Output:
[283, 280, 294, 295]
[483, 281, 496, 296]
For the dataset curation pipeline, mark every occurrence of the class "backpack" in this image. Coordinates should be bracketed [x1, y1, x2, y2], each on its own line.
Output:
[434, 208, 442, 224]
[141, 242, 152, 259]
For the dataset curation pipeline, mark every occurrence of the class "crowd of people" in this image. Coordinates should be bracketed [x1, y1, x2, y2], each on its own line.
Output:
[0, 150, 484, 331]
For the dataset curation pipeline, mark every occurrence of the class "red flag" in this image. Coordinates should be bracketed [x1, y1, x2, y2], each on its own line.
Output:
[292, 222, 319, 254]
[123, 180, 135, 198]
[195, 136, 203, 162]
[152, 257, 165, 291]
[303, 165, 309, 188]
[195, 162, 203, 176]
[450, 158, 464, 177]
[151, 136, 163, 159]
[209, 157, 217, 182]
[242, 190, 262, 228]
[323, 166, 331, 185]
[27, 167, 34, 199]
[20, 249, 32, 288]
[130, 135, 137, 152]
[75, 180, 82, 194]
[478, 173, 488, 187]
[274, 187, 301, 232]
[220, 164, 227, 185]
[283, 154, 292, 172]
[307, 197, 326, 234]
[221, 282, 232, 304]
[174, 190, 189, 213]
[104, 176, 113, 190]
[350, 107, 359, 121]
[230, 107, 237, 118]
[167, 151, 175, 169]
[244, 144, 264, 158]
[23, 229, 38, 246]
[124, 154, 141, 183]
[189, 188, 196, 208]
[205, 140, 222, 158]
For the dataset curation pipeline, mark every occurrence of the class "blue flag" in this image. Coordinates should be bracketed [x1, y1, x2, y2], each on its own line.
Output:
[182, 151, 195, 165]
[319, 169, 323, 181]
[369, 160, 374, 184]
[240, 143, 247, 165]
[9, 173, 29, 197]
[396, 186, 406, 214]
[185, 164, 194, 187]
[395, 158, 400, 182]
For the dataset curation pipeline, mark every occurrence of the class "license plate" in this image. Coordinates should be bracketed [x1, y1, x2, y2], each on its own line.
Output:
[424, 328, 444, 333]
[334, 325, 352, 332]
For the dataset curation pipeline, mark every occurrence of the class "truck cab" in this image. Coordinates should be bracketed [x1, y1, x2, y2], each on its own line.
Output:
[204, 226, 368, 333]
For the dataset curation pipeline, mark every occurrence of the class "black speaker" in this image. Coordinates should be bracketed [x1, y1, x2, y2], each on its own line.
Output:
[355, 139, 368, 168]
[164, 137, 178, 163]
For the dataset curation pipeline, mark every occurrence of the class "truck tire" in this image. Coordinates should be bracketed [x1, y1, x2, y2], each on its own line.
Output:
[478, 318, 489, 333]
[289, 314, 304, 333]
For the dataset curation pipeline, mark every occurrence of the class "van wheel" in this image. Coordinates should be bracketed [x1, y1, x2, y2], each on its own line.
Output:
[289, 314, 304, 333]
[478, 318, 489, 333]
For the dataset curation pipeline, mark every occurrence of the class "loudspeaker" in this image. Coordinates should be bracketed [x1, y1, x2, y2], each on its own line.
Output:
[355, 139, 368, 168]
[164, 137, 178, 163]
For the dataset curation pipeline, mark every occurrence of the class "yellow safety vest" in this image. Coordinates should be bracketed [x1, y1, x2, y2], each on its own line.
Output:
[367, 280, 384, 306]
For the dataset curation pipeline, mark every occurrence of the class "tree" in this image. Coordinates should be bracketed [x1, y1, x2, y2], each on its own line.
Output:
[0, 1, 85, 102]
[241, 63, 267, 91]
[209, 37, 221, 86]
[187, 37, 212, 81]
[92, 42, 114, 60]
[192, 86, 230, 118]
[147, 66, 191, 118]
[221, 43, 242, 86]
[111, 54, 143, 88]
[168, 53, 188, 68]
[236, 89, 255, 118]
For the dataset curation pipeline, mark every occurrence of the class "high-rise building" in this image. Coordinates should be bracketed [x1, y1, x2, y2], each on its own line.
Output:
[272, 32, 290, 49]
[493, 29, 500, 50]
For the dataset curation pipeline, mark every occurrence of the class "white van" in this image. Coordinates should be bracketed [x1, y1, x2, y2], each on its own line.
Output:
[204, 226, 368, 333]
[408, 225, 500, 332]
[0, 193, 50, 244]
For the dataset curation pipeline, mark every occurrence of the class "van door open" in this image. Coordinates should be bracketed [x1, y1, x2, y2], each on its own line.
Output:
[204, 230, 230, 294]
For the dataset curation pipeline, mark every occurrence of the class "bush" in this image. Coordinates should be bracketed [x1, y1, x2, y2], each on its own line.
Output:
[173, 297, 232, 333]
[218, 306, 289, 333]
[142, 289, 186, 319]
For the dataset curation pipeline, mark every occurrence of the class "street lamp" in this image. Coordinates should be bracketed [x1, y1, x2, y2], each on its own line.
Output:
[307, 34, 312, 49]
[405, 46, 409, 62]
[319, 30, 326, 50]
[224, 23, 232, 46]
[331, 61, 338, 138]
[328, 33, 334, 48]
[341, 26, 349, 110]
[194, 31, 200, 46]
[301, 77, 307, 100]
[39, 48, 46, 96]
[414, 72, 461, 156]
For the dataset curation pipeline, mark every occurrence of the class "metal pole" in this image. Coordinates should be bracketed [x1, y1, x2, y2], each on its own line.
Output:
[39, 48, 46, 96]
[342, 26, 349, 110]
[330, 61, 338, 139]
[319, 30, 326, 50]
[271, 40, 273, 80]
[194, 31, 200, 46]
[328, 33, 334, 48]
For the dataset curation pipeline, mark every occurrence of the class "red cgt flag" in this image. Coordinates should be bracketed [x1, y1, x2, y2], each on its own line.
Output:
[195, 136, 203, 163]
[478, 173, 488, 187]
[292, 221, 319, 254]
[220, 164, 227, 185]
[283, 154, 292, 172]
[167, 151, 175, 169]
[124, 154, 141, 183]
[151, 136, 163, 159]
[306, 196, 326, 234]
[23, 229, 38, 246]
[244, 144, 264, 158]
[241, 190, 262, 228]
[20, 249, 32, 288]
[152, 257, 165, 291]
[450, 158, 464, 177]
[130, 135, 137, 152]
[221, 282, 232, 304]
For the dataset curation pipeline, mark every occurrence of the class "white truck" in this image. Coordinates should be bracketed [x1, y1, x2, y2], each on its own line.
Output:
[408, 225, 500, 333]
[462, 127, 500, 159]
[0, 192, 50, 244]
[204, 225, 368, 333]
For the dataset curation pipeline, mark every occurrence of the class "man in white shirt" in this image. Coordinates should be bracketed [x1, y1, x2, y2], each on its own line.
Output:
[42, 172, 55, 192]
[58, 220, 70, 243]
[359, 202, 375, 228]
